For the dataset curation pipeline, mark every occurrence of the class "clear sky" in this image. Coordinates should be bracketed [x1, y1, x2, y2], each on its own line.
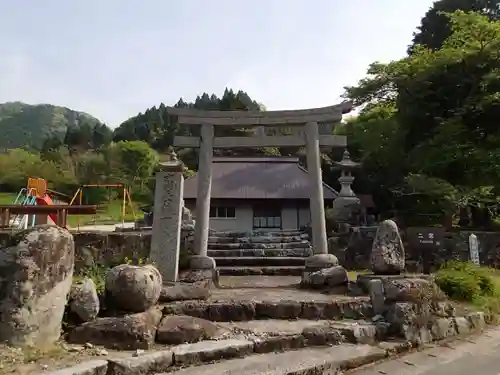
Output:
[0, 1, 435, 127]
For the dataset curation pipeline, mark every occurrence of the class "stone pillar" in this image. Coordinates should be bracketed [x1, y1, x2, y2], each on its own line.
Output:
[304, 121, 328, 254]
[302, 121, 339, 280]
[191, 123, 216, 271]
[150, 162, 184, 283]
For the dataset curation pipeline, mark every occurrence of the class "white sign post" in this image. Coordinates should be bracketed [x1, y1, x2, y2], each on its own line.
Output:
[469, 233, 480, 266]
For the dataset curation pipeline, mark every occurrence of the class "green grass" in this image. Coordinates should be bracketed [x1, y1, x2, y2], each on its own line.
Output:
[0, 192, 140, 227]
[347, 270, 369, 280]
[0, 192, 16, 204]
[67, 199, 139, 227]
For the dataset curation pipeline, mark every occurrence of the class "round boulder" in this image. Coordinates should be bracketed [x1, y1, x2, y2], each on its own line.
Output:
[69, 277, 100, 322]
[309, 265, 349, 288]
[105, 264, 162, 312]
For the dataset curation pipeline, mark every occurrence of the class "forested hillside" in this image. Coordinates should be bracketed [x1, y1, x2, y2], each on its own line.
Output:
[0, 102, 104, 149]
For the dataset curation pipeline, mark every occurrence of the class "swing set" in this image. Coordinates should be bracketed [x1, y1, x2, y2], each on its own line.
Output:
[69, 184, 136, 228]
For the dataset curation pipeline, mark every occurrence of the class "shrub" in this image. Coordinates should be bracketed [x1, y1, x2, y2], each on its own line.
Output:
[435, 261, 496, 302]
[73, 264, 108, 294]
[435, 269, 480, 301]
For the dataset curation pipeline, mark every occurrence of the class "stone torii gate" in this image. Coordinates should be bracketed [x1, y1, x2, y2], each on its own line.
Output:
[167, 102, 352, 274]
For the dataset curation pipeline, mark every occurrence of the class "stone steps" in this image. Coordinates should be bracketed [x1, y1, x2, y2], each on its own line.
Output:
[207, 241, 311, 250]
[210, 230, 307, 238]
[208, 235, 309, 244]
[208, 248, 312, 258]
[218, 266, 305, 276]
[217, 319, 379, 344]
[214, 256, 306, 267]
[162, 298, 370, 321]
[208, 230, 311, 277]
[162, 343, 387, 375]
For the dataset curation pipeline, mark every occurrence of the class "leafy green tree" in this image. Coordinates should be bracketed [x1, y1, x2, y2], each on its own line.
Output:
[344, 11, 500, 224]
[106, 141, 158, 188]
[91, 123, 113, 149]
[409, 0, 500, 54]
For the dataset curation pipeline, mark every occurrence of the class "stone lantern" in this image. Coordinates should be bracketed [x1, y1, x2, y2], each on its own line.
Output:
[334, 149, 360, 198]
[329, 150, 361, 226]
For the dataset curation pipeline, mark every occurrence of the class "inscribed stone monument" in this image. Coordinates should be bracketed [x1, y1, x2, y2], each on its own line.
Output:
[469, 233, 480, 265]
[370, 219, 405, 274]
[150, 164, 184, 283]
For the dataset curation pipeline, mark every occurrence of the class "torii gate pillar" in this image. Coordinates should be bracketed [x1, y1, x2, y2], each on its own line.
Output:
[189, 123, 217, 271]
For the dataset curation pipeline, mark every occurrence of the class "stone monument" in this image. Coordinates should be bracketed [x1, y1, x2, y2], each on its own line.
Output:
[370, 219, 405, 275]
[150, 152, 184, 283]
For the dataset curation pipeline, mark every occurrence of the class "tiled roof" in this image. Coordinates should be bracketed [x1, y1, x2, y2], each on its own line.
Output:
[183, 156, 338, 200]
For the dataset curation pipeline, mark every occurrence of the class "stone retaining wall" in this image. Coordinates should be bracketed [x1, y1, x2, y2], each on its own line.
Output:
[331, 228, 500, 271]
[1, 226, 500, 272]
[0, 226, 195, 272]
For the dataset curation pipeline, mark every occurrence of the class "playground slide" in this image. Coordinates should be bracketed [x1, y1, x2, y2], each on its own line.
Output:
[36, 194, 58, 223]
[11, 188, 37, 229]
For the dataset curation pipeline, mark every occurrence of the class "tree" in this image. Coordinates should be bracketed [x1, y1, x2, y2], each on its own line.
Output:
[91, 123, 113, 149]
[106, 141, 158, 187]
[344, 11, 500, 224]
[333, 103, 406, 213]
[409, 0, 500, 54]
[111, 88, 279, 164]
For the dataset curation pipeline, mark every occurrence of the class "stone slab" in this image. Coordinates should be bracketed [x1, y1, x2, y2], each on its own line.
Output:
[45, 360, 108, 375]
[219, 319, 332, 335]
[107, 350, 173, 375]
[208, 235, 306, 244]
[159, 282, 211, 302]
[218, 275, 300, 288]
[171, 339, 254, 366]
[163, 298, 370, 321]
[208, 284, 370, 303]
[210, 285, 368, 303]
[161, 344, 386, 375]
[219, 319, 378, 344]
[208, 242, 312, 250]
[218, 266, 304, 276]
[208, 230, 306, 238]
[252, 334, 306, 353]
[208, 248, 312, 257]
[213, 256, 306, 267]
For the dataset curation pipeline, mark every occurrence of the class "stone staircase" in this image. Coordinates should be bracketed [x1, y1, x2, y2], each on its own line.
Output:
[207, 230, 313, 276]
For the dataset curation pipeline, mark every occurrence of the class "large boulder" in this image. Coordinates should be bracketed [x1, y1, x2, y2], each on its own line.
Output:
[308, 266, 349, 288]
[69, 277, 100, 322]
[370, 220, 405, 274]
[105, 264, 162, 312]
[0, 225, 75, 347]
[68, 308, 162, 349]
